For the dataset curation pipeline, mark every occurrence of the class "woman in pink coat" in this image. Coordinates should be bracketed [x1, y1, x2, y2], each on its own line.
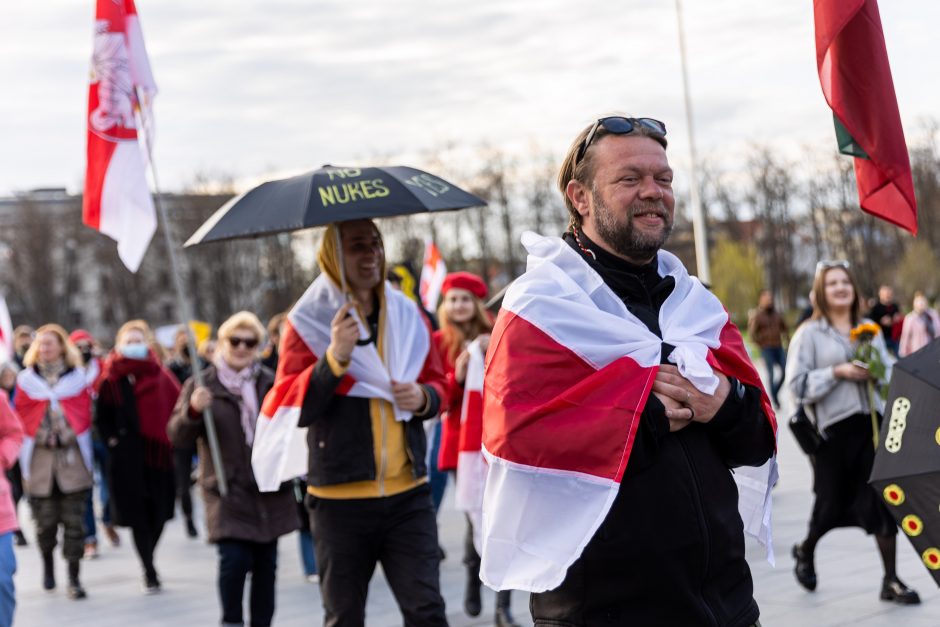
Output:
[898, 292, 940, 357]
[0, 393, 25, 627]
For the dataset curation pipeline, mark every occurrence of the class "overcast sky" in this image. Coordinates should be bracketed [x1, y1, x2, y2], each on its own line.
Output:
[1, 0, 937, 197]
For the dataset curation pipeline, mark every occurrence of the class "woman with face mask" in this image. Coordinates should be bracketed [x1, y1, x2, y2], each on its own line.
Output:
[95, 320, 181, 593]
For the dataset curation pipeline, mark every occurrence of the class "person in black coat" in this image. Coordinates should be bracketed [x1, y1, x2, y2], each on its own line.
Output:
[523, 117, 775, 626]
[96, 320, 180, 593]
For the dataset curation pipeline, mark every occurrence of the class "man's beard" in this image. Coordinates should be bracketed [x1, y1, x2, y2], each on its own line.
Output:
[592, 187, 673, 261]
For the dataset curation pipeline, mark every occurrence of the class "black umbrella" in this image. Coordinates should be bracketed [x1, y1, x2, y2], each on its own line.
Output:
[869, 338, 940, 586]
[184, 165, 485, 246]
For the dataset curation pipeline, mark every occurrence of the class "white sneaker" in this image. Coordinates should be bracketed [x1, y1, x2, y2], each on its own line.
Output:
[305, 574, 320, 584]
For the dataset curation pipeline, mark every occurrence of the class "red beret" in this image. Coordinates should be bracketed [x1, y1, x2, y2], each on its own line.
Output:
[441, 272, 487, 300]
[69, 329, 94, 344]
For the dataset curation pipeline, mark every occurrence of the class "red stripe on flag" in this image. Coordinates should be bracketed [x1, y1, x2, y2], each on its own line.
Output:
[484, 311, 653, 481]
[82, 129, 117, 230]
[707, 318, 777, 437]
[458, 389, 483, 453]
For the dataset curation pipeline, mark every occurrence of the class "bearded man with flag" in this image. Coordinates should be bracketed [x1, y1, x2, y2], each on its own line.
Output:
[252, 219, 448, 627]
[481, 116, 777, 627]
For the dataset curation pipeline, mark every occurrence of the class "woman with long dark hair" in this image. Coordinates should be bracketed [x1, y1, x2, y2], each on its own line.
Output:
[96, 320, 180, 593]
[786, 261, 919, 604]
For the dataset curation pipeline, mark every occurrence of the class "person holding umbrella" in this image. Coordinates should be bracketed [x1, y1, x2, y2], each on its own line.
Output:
[255, 219, 449, 627]
[786, 261, 920, 603]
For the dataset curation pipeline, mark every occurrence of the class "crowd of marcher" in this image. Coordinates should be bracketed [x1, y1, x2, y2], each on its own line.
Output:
[0, 115, 935, 627]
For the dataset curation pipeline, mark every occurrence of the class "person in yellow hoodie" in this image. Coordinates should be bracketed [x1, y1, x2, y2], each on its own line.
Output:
[296, 219, 449, 627]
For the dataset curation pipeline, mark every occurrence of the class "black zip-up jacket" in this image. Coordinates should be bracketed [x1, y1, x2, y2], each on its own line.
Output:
[297, 347, 444, 488]
[531, 232, 775, 627]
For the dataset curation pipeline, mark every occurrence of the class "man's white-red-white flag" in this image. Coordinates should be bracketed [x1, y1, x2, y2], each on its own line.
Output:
[83, 0, 158, 273]
[419, 239, 447, 311]
[0, 294, 13, 362]
[480, 232, 778, 592]
[251, 273, 431, 492]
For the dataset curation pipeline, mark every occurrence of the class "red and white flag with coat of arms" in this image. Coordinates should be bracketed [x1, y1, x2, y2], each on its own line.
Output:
[83, 0, 158, 273]
[480, 232, 778, 592]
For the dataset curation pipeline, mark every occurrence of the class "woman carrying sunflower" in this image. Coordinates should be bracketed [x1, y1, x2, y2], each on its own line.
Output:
[784, 261, 920, 604]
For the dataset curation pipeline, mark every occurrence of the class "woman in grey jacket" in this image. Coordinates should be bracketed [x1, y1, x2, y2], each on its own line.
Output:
[785, 262, 919, 604]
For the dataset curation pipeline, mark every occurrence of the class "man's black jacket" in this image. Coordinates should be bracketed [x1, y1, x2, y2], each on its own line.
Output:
[530, 232, 775, 627]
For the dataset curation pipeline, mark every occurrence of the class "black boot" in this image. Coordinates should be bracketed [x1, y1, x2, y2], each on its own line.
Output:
[464, 567, 482, 617]
[14, 530, 27, 547]
[185, 517, 198, 539]
[881, 576, 920, 605]
[495, 590, 520, 627]
[42, 552, 55, 590]
[67, 560, 87, 599]
[792, 543, 817, 591]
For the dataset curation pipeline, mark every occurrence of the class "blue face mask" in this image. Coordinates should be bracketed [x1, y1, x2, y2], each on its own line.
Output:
[118, 344, 149, 360]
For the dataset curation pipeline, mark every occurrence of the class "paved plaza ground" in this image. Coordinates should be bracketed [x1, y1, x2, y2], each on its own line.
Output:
[13, 373, 939, 626]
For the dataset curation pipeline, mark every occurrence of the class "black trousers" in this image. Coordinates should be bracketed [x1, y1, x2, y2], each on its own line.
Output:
[217, 538, 278, 627]
[309, 483, 447, 627]
[172, 446, 194, 519]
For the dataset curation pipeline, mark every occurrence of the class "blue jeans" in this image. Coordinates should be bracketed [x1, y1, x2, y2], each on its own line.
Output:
[0, 532, 15, 627]
[84, 439, 111, 543]
[298, 530, 317, 577]
[760, 347, 787, 405]
[427, 421, 448, 513]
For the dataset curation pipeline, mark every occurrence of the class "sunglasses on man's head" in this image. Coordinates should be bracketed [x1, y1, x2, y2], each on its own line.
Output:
[228, 337, 259, 349]
[576, 117, 667, 165]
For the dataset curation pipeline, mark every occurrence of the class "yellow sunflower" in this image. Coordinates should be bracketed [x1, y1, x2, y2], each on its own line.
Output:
[849, 322, 882, 342]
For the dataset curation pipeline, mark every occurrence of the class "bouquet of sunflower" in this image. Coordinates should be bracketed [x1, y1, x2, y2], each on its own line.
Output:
[849, 321, 887, 448]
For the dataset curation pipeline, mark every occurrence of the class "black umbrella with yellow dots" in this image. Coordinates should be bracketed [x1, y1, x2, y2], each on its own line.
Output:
[869, 338, 940, 586]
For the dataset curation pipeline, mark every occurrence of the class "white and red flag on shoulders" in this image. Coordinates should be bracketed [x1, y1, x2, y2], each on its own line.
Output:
[419, 239, 447, 311]
[455, 337, 487, 552]
[14, 367, 94, 483]
[83, 0, 158, 272]
[251, 273, 431, 492]
[480, 232, 778, 592]
[814, 0, 917, 233]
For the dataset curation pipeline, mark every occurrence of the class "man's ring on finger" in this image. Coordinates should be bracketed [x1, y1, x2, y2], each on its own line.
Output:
[688, 406, 695, 420]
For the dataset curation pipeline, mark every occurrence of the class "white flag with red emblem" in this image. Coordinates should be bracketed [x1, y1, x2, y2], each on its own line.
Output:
[480, 232, 778, 592]
[419, 239, 447, 311]
[83, 0, 158, 273]
[0, 294, 13, 361]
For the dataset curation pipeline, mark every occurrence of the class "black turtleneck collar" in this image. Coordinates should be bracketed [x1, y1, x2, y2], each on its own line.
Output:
[562, 229, 676, 339]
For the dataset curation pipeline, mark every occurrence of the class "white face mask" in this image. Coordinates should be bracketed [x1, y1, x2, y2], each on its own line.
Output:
[118, 344, 149, 360]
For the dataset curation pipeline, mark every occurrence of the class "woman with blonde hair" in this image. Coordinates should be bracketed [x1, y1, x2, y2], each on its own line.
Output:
[96, 320, 180, 593]
[786, 262, 919, 604]
[13, 324, 93, 599]
[170, 311, 297, 627]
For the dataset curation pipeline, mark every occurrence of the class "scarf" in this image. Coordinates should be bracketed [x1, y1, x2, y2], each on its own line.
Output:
[102, 351, 180, 446]
[214, 354, 260, 446]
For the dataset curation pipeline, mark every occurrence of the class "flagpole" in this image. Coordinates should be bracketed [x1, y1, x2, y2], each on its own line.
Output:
[135, 88, 229, 498]
[674, 0, 711, 285]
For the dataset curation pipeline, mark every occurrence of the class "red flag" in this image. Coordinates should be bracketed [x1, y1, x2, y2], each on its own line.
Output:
[814, 0, 917, 234]
[83, 0, 158, 272]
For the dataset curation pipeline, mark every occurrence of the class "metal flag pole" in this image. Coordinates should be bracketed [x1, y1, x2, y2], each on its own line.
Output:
[675, 0, 711, 285]
[135, 88, 229, 497]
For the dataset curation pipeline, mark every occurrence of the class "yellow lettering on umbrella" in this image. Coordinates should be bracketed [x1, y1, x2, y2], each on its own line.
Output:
[318, 180, 392, 206]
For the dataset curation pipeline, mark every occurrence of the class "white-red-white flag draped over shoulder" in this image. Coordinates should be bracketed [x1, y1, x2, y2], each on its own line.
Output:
[480, 231, 778, 592]
[250, 274, 430, 492]
[83, 0, 157, 273]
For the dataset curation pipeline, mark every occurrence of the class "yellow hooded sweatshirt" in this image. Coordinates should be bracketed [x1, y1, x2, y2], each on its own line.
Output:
[308, 222, 427, 499]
